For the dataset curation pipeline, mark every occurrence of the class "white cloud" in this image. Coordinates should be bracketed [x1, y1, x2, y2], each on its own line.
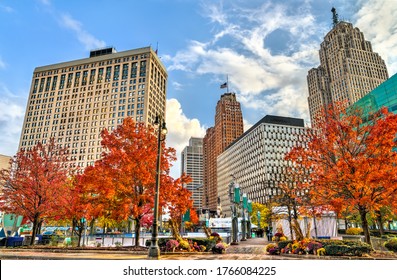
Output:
[172, 81, 183, 91]
[0, 56, 5, 69]
[0, 84, 26, 156]
[164, 1, 324, 123]
[0, 5, 14, 13]
[59, 14, 106, 51]
[165, 98, 206, 178]
[354, 0, 397, 74]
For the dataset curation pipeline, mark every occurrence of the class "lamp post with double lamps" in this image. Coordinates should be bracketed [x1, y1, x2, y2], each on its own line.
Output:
[148, 115, 167, 259]
[240, 193, 247, 241]
[228, 177, 240, 245]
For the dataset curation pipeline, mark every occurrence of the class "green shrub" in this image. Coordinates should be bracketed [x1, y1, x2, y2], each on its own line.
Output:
[325, 244, 351, 256]
[384, 238, 397, 252]
[278, 240, 293, 250]
[50, 235, 59, 246]
[190, 238, 216, 252]
[145, 238, 170, 250]
[71, 236, 79, 247]
[324, 242, 372, 256]
[346, 228, 363, 235]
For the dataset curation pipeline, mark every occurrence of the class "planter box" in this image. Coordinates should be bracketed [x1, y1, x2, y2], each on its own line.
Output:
[341, 235, 364, 242]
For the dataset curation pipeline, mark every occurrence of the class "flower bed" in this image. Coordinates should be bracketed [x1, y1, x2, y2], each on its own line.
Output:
[384, 238, 397, 252]
[266, 238, 373, 257]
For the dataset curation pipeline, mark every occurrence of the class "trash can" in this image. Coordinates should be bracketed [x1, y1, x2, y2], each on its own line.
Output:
[6, 237, 23, 247]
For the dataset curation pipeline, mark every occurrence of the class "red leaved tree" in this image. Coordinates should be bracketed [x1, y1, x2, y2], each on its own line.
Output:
[161, 174, 193, 240]
[80, 117, 193, 246]
[56, 175, 91, 247]
[0, 139, 70, 245]
[286, 104, 397, 244]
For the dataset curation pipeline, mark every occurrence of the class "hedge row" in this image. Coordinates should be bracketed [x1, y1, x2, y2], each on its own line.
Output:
[145, 237, 216, 252]
[277, 239, 372, 257]
[384, 238, 397, 252]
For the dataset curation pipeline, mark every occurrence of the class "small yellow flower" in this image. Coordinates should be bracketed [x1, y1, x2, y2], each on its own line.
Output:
[317, 248, 326, 256]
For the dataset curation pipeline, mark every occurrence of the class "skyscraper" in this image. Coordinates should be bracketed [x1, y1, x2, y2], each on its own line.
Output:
[203, 93, 244, 214]
[217, 115, 308, 217]
[181, 137, 204, 213]
[19, 46, 167, 168]
[307, 8, 388, 127]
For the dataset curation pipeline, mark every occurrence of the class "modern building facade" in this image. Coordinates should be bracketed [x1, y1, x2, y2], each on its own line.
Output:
[181, 137, 204, 213]
[203, 93, 244, 214]
[352, 72, 397, 115]
[19, 46, 167, 168]
[307, 9, 388, 127]
[217, 115, 308, 217]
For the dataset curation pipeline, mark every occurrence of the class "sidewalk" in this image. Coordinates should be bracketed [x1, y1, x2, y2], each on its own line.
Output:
[1, 237, 396, 260]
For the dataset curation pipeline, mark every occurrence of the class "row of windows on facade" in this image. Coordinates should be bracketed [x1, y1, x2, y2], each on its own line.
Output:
[24, 109, 145, 132]
[36, 54, 151, 77]
[32, 77, 148, 96]
[36, 55, 167, 83]
[32, 74, 165, 96]
[21, 117, 146, 147]
[33, 65, 150, 93]
[28, 97, 147, 116]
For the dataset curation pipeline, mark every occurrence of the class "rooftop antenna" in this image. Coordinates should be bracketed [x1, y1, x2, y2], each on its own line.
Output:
[331, 7, 339, 27]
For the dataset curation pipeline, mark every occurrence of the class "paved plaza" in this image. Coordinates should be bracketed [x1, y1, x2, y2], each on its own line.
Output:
[1, 237, 396, 260]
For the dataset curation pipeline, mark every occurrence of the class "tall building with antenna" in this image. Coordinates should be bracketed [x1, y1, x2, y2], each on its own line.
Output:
[203, 92, 244, 214]
[307, 8, 388, 127]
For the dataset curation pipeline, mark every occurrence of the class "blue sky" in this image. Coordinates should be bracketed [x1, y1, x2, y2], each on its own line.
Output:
[1, 0, 397, 178]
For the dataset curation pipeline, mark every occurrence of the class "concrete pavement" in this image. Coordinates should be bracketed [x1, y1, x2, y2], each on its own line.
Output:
[1, 237, 396, 260]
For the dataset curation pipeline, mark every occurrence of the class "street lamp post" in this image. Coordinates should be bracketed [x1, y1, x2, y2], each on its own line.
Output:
[228, 177, 239, 245]
[241, 193, 247, 241]
[247, 199, 252, 239]
[148, 115, 167, 259]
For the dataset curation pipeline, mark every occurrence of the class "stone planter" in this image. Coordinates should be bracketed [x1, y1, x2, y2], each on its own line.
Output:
[341, 235, 365, 242]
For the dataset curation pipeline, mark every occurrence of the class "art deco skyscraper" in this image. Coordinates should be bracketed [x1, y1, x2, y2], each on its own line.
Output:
[181, 137, 204, 213]
[307, 8, 388, 127]
[203, 93, 244, 214]
[19, 46, 167, 168]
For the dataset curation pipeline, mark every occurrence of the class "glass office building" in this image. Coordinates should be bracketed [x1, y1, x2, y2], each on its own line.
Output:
[353, 73, 397, 115]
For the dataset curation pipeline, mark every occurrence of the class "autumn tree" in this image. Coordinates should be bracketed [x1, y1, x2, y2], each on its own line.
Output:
[162, 174, 193, 240]
[286, 104, 397, 244]
[250, 202, 270, 229]
[0, 139, 70, 245]
[56, 175, 91, 247]
[80, 117, 194, 246]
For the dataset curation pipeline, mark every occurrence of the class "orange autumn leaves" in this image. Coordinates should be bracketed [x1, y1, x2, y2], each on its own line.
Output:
[0, 118, 195, 246]
[79, 118, 194, 244]
[286, 104, 397, 243]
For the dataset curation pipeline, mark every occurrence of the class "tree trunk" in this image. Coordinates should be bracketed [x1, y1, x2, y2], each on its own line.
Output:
[169, 219, 182, 241]
[312, 207, 318, 239]
[287, 204, 294, 240]
[203, 225, 212, 238]
[77, 226, 83, 247]
[375, 210, 385, 236]
[134, 218, 140, 247]
[358, 206, 371, 245]
[292, 218, 304, 241]
[37, 220, 43, 235]
[30, 214, 39, 246]
[89, 219, 95, 236]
